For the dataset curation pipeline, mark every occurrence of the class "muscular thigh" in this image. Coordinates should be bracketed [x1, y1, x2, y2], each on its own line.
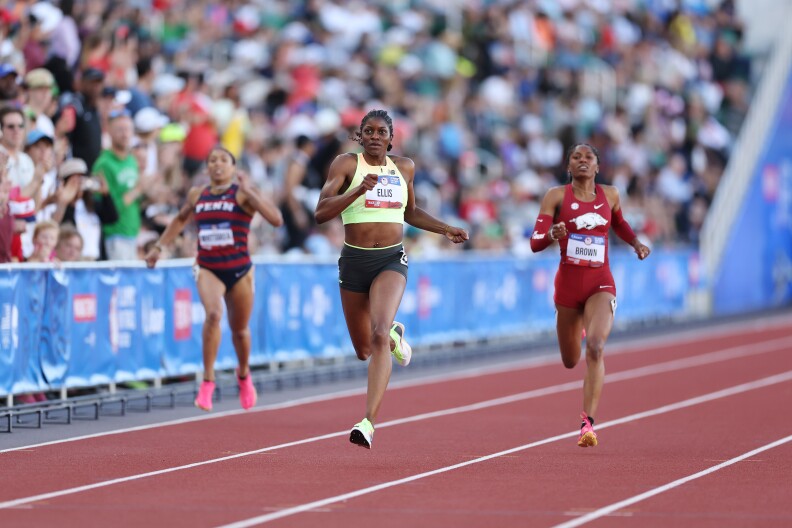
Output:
[225, 270, 254, 331]
[583, 292, 616, 342]
[369, 270, 406, 331]
[196, 266, 226, 317]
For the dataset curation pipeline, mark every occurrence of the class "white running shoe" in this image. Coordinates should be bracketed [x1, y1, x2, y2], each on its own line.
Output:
[390, 321, 412, 366]
[350, 418, 374, 449]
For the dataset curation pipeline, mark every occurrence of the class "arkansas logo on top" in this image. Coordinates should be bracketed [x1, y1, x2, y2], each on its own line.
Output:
[571, 212, 608, 230]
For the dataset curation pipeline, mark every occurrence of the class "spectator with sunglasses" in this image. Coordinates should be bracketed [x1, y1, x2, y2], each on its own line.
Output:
[0, 107, 37, 259]
[0, 63, 21, 107]
[0, 107, 35, 191]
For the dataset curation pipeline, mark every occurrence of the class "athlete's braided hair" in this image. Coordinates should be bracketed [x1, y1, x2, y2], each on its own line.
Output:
[564, 143, 600, 180]
[353, 109, 394, 151]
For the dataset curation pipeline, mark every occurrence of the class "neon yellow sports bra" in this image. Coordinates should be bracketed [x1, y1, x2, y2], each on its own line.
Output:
[341, 153, 408, 225]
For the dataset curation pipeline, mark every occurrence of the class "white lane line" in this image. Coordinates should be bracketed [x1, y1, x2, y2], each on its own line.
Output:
[0, 338, 789, 512]
[215, 371, 792, 527]
[0, 355, 558, 455]
[362, 337, 792, 432]
[3, 319, 789, 455]
[553, 434, 792, 528]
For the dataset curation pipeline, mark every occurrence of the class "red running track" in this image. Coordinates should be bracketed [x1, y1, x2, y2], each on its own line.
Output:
[1, 317, 791, 527]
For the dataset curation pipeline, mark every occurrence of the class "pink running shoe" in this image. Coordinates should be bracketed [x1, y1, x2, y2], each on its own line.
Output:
[194, 380, 216, 411]
[578, 412, 598, 447]
[237, 371, 257, 410]
[16, 394, 37, 405]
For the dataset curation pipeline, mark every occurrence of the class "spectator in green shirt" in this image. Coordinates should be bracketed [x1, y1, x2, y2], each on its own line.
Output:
[92, 109, 142, 260]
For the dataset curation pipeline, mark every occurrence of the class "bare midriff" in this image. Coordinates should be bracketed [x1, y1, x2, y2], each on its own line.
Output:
[343, 222, 403, 248]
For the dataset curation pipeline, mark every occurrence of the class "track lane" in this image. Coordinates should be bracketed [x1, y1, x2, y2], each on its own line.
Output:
[578, 440, 792, 528]
[1, 327, 790, 527]
[229, 373, 792, 527]
[0, 325, 787, 504]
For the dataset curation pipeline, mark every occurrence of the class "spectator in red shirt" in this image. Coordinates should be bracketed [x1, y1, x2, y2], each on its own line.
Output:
[182, 95, 218, 177]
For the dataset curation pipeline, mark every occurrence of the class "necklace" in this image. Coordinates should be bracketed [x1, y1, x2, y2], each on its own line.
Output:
[210, 183, 232, 194]
[571, 183, 596, 196]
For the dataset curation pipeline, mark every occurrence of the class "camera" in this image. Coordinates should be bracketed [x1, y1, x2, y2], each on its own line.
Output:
[81, 178, 100, 192]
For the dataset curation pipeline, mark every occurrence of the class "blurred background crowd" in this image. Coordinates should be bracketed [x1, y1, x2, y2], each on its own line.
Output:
[0, 0, 753, 263]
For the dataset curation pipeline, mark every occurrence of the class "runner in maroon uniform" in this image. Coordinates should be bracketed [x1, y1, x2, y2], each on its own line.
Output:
[145, 147, 282, 411]
[530, 144, 650, 447]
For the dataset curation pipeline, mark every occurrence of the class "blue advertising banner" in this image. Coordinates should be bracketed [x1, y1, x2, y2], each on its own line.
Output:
[39, 269, 70, 387]
[66, 269, 118, 387]
[714, 72, 792, 314]
[0, 269, 47, 394]
[0, 247, 701, 396]
[256, 262, 348, 361]
[138, 268, 167, 378]
[160, 264, 200, 375]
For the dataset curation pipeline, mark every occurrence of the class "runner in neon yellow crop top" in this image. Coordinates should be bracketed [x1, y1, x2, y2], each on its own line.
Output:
[339, 153, 407, 225]
[314, 109, 469, 449]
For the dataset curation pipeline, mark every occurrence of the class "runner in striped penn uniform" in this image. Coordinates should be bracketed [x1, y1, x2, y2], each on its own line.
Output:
[194, 182, 253, 286]
[144, 146, 283, 413]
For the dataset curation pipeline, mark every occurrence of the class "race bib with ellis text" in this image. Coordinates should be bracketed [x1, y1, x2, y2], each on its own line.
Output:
[365, 175, 403, 209]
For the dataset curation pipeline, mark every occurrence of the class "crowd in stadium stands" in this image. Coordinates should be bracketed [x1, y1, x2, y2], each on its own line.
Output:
[0, 0, 752, 263]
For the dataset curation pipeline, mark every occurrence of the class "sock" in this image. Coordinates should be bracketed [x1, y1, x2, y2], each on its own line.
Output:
[581, 416, 595, 428]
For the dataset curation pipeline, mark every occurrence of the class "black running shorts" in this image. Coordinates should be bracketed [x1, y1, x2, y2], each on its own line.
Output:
[338, 243, 408, 292]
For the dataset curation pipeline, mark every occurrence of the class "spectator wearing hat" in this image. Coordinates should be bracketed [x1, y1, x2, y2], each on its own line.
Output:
[92, 110, 142, 260]
[23, 68, 57, 137]
[25, 130, 56, 194]
[99, 86, 132, 148]
[134, 106, 168, 176]
[0, 63, 21, 107]
[21, 129, 57, 255]
[50, 157, 116, 260]
[58, 67, 105, 170]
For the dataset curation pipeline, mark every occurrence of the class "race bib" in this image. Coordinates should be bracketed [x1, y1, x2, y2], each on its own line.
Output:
[565, 233, 605, 266]
[199, 225, 234, 248]
[365, 175, 404, 209]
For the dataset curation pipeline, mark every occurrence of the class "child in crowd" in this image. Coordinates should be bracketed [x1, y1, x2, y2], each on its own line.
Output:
[26, 220, 60, 262]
